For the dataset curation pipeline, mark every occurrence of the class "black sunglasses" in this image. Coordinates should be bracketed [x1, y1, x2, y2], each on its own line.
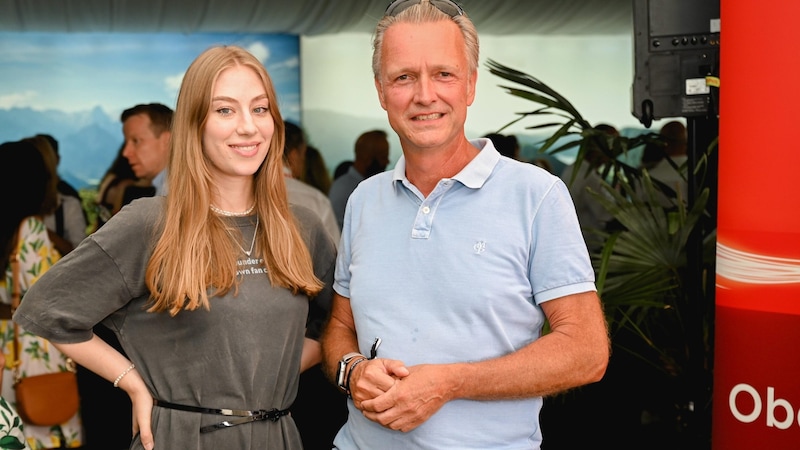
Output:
[385, 0, 464, 17]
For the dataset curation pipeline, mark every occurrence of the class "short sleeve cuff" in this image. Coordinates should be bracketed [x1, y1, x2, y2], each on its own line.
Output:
[536, 282, 597, 304]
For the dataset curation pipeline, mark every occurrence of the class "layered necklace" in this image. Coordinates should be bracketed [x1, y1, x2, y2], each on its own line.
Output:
[226, 216, 259, 257]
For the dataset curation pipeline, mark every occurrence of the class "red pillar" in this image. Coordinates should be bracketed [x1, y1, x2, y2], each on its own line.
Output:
[713, 0, 800, 448]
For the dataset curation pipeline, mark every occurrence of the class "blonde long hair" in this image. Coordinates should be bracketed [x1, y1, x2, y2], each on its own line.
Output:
[146, 45, 323, 315]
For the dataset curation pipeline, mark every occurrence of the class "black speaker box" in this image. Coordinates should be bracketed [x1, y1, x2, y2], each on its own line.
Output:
[631, 0, 720, 128]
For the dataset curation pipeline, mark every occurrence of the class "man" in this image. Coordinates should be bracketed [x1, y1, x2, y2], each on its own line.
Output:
[328, 129, 390, 229]
[483, 132, 520, 160]
[321, 1, 610, 449]
[283, 121, 308, 180]
[77, 104, 172, 449]
[121, 103, 173, 195]
[559, 123, 618, 243]
[283, 121, 341, 245]
[647, 120, 689, 204]
[281, 122, 345, 450]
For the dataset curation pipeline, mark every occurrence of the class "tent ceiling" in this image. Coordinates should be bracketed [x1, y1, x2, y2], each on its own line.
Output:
[0, 0, 634, 36]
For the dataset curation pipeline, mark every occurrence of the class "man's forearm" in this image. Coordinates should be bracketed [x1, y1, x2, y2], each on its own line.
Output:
[320, 293, 361, 383]
[447, 292, 609, 400]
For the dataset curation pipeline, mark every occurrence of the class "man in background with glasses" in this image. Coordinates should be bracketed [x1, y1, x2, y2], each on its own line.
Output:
[322, 1, 610, 448]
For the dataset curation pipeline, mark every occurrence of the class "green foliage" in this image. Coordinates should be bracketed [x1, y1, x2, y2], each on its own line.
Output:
[0, 397, 25, 449]
[79, 187, 100, 234]
[486, 59, 663, 191]
[591, 174, 712, 375]
[487, 59, 716, 379]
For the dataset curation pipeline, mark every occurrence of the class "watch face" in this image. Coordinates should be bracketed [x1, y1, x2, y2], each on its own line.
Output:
[337, 352, 364, 391]
[336, 360, 348, 389]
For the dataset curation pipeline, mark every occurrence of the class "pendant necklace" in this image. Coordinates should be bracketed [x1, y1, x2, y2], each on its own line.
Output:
[228, 216, 259, 257]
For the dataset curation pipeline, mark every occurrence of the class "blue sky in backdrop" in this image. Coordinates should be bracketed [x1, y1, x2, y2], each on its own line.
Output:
[0, 32, 300, 188]
[0, 32, 300, 118]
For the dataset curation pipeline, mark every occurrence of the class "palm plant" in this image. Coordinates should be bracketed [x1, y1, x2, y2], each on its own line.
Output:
[487, 59, 717, 441]
[486, 60, 660, 190]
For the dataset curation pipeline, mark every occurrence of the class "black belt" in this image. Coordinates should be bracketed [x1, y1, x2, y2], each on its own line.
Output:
[153, 399, 290, 433]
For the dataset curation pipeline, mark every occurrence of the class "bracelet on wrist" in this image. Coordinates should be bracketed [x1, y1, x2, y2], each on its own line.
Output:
[113, 363, 136, 388]
[337, 352, 365, 393]
[345, 357, 369, 398]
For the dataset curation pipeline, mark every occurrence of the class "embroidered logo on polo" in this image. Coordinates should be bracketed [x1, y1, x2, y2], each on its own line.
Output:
[473, 241, 487, 254]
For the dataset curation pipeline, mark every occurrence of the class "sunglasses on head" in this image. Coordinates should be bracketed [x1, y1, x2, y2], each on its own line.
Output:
[385, 0, 464, 17]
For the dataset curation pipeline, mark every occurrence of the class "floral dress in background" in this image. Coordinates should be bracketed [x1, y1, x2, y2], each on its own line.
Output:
[0, 396, 27, 449]
[0, 217, 82, 449]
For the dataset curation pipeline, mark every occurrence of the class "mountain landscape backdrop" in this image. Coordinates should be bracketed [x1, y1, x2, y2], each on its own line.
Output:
[0, 32, 300, 190]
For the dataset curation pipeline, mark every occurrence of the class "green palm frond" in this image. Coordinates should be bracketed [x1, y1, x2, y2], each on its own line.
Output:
[487, 59, 717, 380]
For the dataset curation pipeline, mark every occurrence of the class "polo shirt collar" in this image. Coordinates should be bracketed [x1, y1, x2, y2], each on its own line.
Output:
[391, 137, 500, 190]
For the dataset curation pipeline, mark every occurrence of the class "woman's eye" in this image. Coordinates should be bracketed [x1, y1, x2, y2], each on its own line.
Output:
[217, 107, 233, 115]
[253, 106, 269, 114]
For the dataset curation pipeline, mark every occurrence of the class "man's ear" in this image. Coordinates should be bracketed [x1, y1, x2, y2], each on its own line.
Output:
[466, 70, 478, 106]
[375, 78, 388, 111]
[160, 130, 172, 151]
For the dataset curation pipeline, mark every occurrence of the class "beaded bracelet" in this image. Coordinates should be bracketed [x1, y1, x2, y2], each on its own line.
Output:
[345, 357, 368, 398]
[113, 363, 136, 388]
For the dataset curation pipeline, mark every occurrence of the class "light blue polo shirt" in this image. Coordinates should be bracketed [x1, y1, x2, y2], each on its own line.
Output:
[333, 138, 596, 450]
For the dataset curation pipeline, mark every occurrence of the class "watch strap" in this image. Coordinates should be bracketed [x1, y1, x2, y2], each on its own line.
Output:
[345, 357, 369, 398]
[341, 352, 364, 363]
[336, 352, 366, 391]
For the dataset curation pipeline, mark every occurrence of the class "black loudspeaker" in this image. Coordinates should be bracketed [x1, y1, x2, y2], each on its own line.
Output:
[631, 0, 720, 128]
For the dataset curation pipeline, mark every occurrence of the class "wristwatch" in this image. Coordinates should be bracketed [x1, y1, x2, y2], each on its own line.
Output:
[336, 352, 365, 392]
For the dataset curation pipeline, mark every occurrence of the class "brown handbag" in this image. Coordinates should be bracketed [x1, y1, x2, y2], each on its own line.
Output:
[14, 371, 80, 426]
[9, 231, 80, 426]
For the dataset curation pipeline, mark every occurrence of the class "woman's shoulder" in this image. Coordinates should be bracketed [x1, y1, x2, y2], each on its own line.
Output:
[17, 216, 58, 256]
[290, 203, 318, 226]
[290, 204, 324, 239]
[289, 204, 336, 255]
[13, 216, 61, 285]
[91, 197, 164, 244]
[118, 196, 165, 217]
[17, 215, 48, 235]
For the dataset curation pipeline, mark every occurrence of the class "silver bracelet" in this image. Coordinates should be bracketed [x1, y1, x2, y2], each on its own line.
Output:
[113, 363, 136, 388]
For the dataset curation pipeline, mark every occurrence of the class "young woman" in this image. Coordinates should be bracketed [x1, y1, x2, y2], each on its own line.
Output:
[14, 45, 335, 450]
[1, 138, 83, 449]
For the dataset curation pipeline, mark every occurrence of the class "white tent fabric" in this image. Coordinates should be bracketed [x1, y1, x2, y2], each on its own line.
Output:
[0, 0, 633, 36]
